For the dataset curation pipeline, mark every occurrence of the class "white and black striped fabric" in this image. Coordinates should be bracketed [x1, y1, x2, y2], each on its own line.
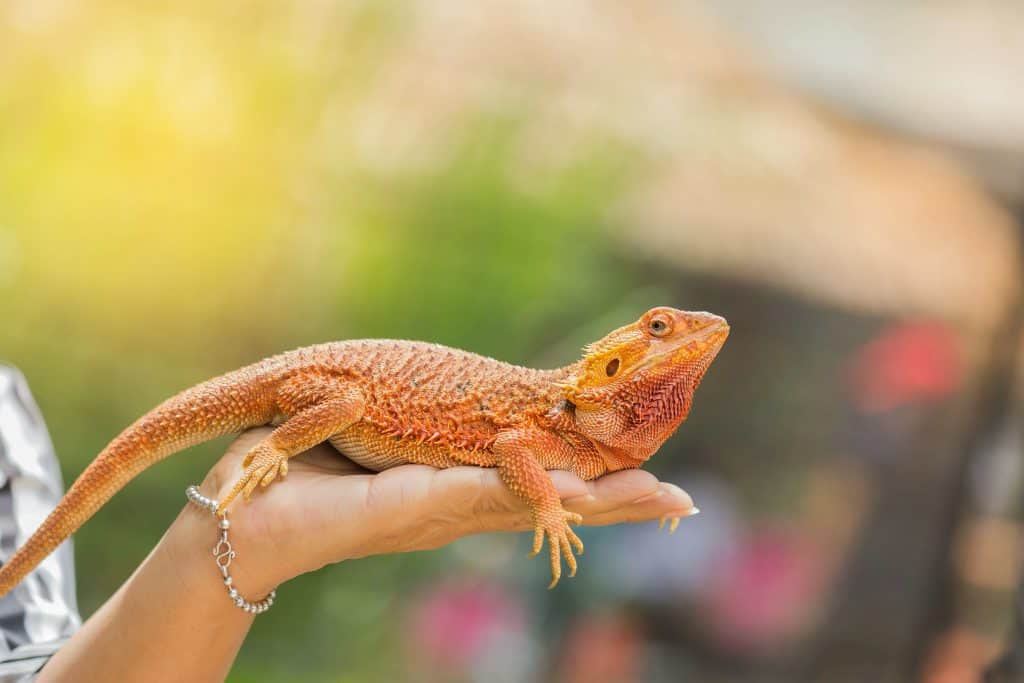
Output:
[0, 367, 80, 681]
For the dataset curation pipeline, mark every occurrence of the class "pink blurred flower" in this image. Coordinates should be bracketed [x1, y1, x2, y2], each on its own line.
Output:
[405, 580, 525, 671]
[848, 321, 962, 413]
[706, 529, 822, 653]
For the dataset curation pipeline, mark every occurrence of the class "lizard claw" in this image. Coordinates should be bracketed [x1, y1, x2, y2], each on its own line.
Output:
[218, 445, 289, 514]
[529, 508, 584, 589]
[658, 508, 700, 534]
[659, 515, 681, 533]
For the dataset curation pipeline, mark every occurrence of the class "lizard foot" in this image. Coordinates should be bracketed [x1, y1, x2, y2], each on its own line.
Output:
[218, 445, 290, 514]
[529, 508, 584, 589]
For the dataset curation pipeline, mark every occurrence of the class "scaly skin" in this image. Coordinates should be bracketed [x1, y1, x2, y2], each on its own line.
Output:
[0, 307, 727, 594]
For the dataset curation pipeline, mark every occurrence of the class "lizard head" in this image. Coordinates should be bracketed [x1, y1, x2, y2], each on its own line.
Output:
[557, 307, 729, 460]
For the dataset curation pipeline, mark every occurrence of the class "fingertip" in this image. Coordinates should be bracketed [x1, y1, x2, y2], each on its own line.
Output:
[658, 482, 694, 511]
[580, 480, 696, 527]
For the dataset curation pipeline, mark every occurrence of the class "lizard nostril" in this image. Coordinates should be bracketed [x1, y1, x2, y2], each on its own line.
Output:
[605, 358, 620, 377]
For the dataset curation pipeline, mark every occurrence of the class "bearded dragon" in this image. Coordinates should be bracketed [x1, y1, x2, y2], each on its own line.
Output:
[0, 307, 727, 594]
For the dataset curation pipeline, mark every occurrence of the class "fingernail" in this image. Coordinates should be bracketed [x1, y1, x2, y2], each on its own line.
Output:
[632, 490, 664, 505]
[687, 507, 701, 516]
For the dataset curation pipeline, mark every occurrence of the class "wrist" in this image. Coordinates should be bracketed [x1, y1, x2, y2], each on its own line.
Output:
[42, 500, 265, 682]
[165, 503, 282, 604]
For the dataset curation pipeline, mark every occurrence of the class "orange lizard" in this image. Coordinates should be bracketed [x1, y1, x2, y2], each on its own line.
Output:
[0, 307, 727, 594]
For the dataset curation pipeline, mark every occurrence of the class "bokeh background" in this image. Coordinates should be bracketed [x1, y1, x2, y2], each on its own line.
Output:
[2, 2, 1023, 681]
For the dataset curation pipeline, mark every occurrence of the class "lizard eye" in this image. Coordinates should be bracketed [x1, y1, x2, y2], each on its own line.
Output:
[648, 317, 671, 337]
[605, 358, 620, 377]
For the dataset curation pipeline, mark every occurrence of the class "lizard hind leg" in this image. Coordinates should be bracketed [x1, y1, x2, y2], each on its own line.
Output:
[218, 383, 365, 514]
[222, 442, 291, 508]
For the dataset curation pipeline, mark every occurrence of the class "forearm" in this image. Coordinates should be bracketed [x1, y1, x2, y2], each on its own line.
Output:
[40, 504, 273, 683]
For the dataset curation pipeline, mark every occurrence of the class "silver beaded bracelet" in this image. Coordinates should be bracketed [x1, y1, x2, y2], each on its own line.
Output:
[185, 485, 276, 614]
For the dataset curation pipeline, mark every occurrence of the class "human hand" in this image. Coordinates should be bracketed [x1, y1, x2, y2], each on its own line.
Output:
[194, 428, 696, 596]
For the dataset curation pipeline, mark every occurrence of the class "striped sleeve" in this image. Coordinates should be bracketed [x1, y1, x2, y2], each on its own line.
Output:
[0, 367, 80, 681]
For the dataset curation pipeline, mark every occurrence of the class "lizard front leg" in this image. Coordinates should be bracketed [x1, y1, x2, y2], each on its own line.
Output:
[219, 381, 365, 513]
[493, 429, 585, 589]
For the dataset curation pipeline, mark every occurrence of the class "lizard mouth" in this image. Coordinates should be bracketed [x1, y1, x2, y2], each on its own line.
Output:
[639, 315, 729, 372]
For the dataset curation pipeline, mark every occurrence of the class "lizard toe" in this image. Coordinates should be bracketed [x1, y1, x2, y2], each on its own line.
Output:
[561, 536, 578, 577]
[547, 537, 562, 589]
[567, 526, 584, 556]
[259, 464, 279, 488]
[218, 482, 244, 514]
[235, 446, 291, 500]
[528, 526, 544, 558]
[533, 508, 584, 589]
[242, 465, 268, 500]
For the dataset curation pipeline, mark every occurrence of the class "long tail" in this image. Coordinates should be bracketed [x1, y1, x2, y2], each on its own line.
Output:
[0, 366, 279, 597]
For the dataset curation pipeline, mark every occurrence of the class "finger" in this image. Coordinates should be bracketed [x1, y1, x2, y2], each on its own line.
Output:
[398, 466, 530, 518]
[545, 470, 592, 502]
[399, 467, 690, 533]
[287, 461, 692, 562]
[557, 469, 665, 515]
[413, 467, 657, 521]
[583, 482, 695, 527]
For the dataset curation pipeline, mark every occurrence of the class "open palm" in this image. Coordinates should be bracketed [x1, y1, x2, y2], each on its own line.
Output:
[197, 428, 695, 595]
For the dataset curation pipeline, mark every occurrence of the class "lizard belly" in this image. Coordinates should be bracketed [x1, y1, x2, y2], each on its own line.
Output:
[328, 427, 409, 471]
[327, 422, 468, 471]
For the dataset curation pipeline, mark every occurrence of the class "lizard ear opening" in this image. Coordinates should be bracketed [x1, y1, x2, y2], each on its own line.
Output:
[605, 358, 620, 377]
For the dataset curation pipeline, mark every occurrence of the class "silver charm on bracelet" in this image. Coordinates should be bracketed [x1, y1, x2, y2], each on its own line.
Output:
[185, 485, 276, 614]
